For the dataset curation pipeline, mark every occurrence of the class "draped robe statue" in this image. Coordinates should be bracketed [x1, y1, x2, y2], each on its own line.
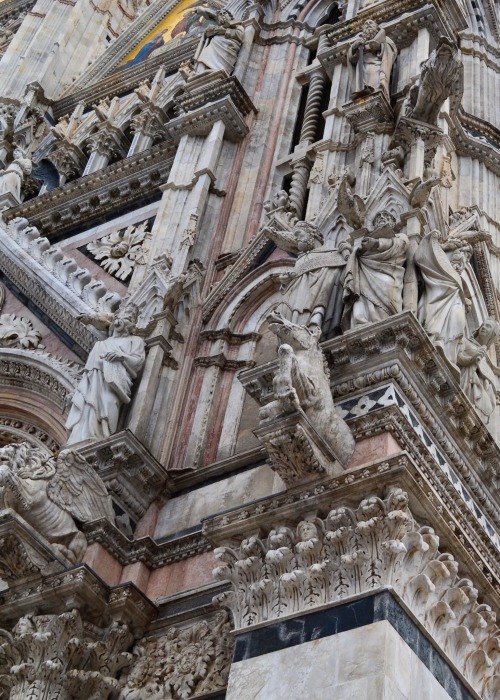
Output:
[266, 221, 351, 332]
[414, 231, 472, 367]
[342, 211, 409, 329]
[66, 307, 145, 444]
[194, 8, 244, 75]
[347, 20, 398, 100]
[457, 319, 500, 423]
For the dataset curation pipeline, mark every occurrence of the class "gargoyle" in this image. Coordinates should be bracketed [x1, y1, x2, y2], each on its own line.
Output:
[337, 171, 366, 230]
[0, 442, 114, 563]
[260, 313, 355, 465]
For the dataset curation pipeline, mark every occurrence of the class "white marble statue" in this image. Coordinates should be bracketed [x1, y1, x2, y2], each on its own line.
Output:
[259, 312, 355, 464]
[266, 220, 351, 332]
[342, 211, 409, 329]
[405, 36, 463, 125]
[194, 8, 244, 75]
[0, 442, 114, 562]
[414, 231, 472, 366]
[66, 305, 145, 444]
[0, 146, 32, 203]
[347, 20, 398, 100]
[457, 319, 500, 423]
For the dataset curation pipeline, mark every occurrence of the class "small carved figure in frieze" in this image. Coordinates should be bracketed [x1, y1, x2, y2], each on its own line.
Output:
[193, 8, 244, 76]
[337, 170, 366, 230]
[0, 441, 114, 563]
[260, 312, 354, 461]
[0, 145, 32, 204]
[66, 305, 145, 444]
[408, 169, 441, 208]
[265, 220, 351, 332]
[414, 230, 472, 366]
[342, 210, 409, 329]
[405, 36, 463, 125]
[347, 20, 398, 100]
[457, 319, 500, 423]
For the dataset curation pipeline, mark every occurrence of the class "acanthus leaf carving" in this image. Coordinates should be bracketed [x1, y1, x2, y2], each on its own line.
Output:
[0, 609, 133, 700]
[212, 488, 500, 698]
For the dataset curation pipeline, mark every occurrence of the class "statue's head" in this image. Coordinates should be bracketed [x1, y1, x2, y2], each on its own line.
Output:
[111, 304, 139, 336]
[0, 441, 55, 480]
[474, 319, 500, 348]
[372, 210, 396, 229]
[293, 221, 324, 251]
[362, 20, 379, 41]
[217, 9, 233, 24]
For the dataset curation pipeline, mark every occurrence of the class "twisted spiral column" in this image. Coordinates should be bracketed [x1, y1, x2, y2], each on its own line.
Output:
[288, 158, 311, 216]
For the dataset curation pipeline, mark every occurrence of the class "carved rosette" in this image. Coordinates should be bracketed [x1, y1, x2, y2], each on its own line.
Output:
[212, 489, 500, 698]
[119, 612, 234, 700]
[0, 609, 133, 700]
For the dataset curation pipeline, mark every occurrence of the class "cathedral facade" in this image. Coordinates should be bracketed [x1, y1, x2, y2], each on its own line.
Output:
[0, 0, 497, 698]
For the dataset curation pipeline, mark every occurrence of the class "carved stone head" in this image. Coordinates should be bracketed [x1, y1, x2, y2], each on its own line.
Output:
[293, 221, 324, 252]
[362, 20, 380, 41]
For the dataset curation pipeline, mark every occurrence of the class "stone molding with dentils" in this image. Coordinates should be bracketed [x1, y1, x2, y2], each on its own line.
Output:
[0, 608, 134, 700]
[77, 430, 174, 520]
[0, 564, 157, 636]
[119, 611, 234, 700]
[212, 487, 499, 699]
[0, 347, 80, 410]
[4, 141, 176, 237]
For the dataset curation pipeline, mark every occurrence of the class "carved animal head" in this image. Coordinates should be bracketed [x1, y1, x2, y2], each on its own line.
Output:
[0, 442, 55, 481]
[267, 312, 321, 350]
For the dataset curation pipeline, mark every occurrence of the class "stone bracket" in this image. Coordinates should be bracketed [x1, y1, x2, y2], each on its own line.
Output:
[0, 509, 70, 584]
[77, 429, 173, 521]
[167, 96, 250, 143]
[254, 410, 344, 486]
[343, 91, 394, 134]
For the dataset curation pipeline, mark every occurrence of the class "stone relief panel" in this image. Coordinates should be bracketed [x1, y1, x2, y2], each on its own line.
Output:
[212, 489, 500, 698]
[86, 220, 150, 282]
[119, 612, 234, 700]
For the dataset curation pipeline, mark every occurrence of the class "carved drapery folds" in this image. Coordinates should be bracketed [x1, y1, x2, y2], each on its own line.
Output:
[0, 609, 133, 700]
[213, 489, 500, 698]
[119, 612, 234, 700]
[66, 305, 145, 445]
[347, 20, 397, 101]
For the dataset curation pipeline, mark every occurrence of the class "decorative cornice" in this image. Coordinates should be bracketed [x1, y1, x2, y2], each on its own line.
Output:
[84, 519, 211, 568]
[4, 141, 176, 237]
[166, 96, 250, 143]
[0, 564, 157, 635]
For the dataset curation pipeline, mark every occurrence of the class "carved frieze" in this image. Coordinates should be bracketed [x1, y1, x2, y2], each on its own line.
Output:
[119, 612, 234, 700]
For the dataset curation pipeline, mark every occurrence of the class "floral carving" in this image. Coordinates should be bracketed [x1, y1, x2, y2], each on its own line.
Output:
[0, 313, 42, 349]
[87, 221, 149, 281]
[119, 612, 234, 700]
[213, 489, 500, 698]
[0, 609, 133, 700]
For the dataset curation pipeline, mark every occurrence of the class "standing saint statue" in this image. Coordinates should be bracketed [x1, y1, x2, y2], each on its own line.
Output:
[347, 20, 398, 100]
[457, 319, 500, 423]
[0, 146, 32, 203]
[66, 305, 145, 444]
[265, 220, 351, 332]
[342, 211, 409, 329]
[193, 8, 244, 76]
[414, 231, 472, 367]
